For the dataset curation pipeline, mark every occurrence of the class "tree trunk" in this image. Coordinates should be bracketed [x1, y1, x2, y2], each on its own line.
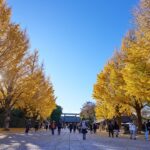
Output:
[136, 108, 142, 132]
[4, 109, 11, 130]
[135, 104, 142, 133]
[115, 104, 122, 127]
[117, 116, 122, 128]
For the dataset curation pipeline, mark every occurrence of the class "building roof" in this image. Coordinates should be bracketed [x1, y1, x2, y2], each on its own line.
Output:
[61, 116, 80, 123]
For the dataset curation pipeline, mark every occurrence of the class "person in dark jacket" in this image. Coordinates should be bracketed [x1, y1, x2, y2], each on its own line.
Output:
[57, 121, 62, 135]
[69, 123, 73, 133]
[145, 120, 150, 140]
[73, 123, 77, 133]
[34, 120, 39, 132]
[143, 122, 149, 141]
[114, 121, 119, 137]
[108, 121, 114, 138]
[93, 123, 97, 134]
[146, 120, 150, 133]
[89, 123, 93, 134]
[25, 119, 31, 134]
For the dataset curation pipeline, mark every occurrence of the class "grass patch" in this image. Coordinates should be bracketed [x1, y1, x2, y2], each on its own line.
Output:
[0, 128, 25, 134]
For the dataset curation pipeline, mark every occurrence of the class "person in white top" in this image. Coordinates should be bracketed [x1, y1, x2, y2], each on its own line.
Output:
[129, 122, 137, 140]
[81, 119, 88, 140]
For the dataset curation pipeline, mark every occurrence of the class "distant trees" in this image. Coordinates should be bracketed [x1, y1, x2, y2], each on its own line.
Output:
[93, 0, 150, 131]
[0, 0, 56, 129]
[80, 101, 95, 122]
[50, 105, 63, 123]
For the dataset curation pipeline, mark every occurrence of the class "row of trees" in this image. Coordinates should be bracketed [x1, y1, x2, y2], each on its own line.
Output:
[0, 0, 56, 129]
[93, 0, 150, 131]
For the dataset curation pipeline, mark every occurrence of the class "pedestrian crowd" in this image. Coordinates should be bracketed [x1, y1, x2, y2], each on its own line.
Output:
[25, 118, 150, 141]
[106, 119, 150, 141]
[25, 119, 62, 136]
[107, 120, 136, 139]
[24, 118, 98, 140]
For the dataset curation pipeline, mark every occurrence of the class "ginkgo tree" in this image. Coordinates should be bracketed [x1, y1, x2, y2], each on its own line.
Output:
[0, 0, 10, 37]
[19, 51, 56, 120]
[121, 0, 150, 130]
[0, 25, 29, 129]
[93, 50, 147, 130]
[93, 0, 150, 131]
[0, 0, 28, 69]
[93, 55, 132, 125]
[95, 101, 115, 120]
[0, 0, 56, 129]
[80, 101, 95, 122]
[122, 0, 150, 102]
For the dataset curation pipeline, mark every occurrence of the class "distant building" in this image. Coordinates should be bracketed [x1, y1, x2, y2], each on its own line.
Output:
[61, 113, 81, 123]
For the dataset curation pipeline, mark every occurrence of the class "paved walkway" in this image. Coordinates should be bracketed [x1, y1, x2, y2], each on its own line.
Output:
[0, 129, 149, 150]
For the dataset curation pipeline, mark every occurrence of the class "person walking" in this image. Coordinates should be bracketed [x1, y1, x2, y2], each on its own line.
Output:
[77, 124, 81, 133]
[57, 121, 62, 135]
[108, 121, 114, 138]
[69, 123, 73, 133]
[49, 122, 51, 130]
[25, 119, 31, 134]
[51, 121, 56, 135]
[89, 123, 93, 134]
[34, 120, 39, 132]
[143, 121, 149, 141]
[40, 122, 43, 129]
[129, 122, 137, 140]
[81, 119, 88, 140]
[114, 121, 119, 137]
[45, 120, 49, 131]
[93, 123, 97, 134]
[73, 123, 77, 133]
[146, 120, 150, 135]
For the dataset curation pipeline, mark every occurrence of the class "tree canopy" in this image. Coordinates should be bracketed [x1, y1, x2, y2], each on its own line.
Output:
[93, 0, 150, 131]
[0, 0, 56, 129]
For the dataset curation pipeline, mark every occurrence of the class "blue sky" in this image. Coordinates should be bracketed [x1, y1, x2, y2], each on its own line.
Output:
[7, 0, 138, 113]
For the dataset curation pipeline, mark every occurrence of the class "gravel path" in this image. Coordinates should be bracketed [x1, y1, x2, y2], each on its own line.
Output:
[0, 129, 149, 150]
